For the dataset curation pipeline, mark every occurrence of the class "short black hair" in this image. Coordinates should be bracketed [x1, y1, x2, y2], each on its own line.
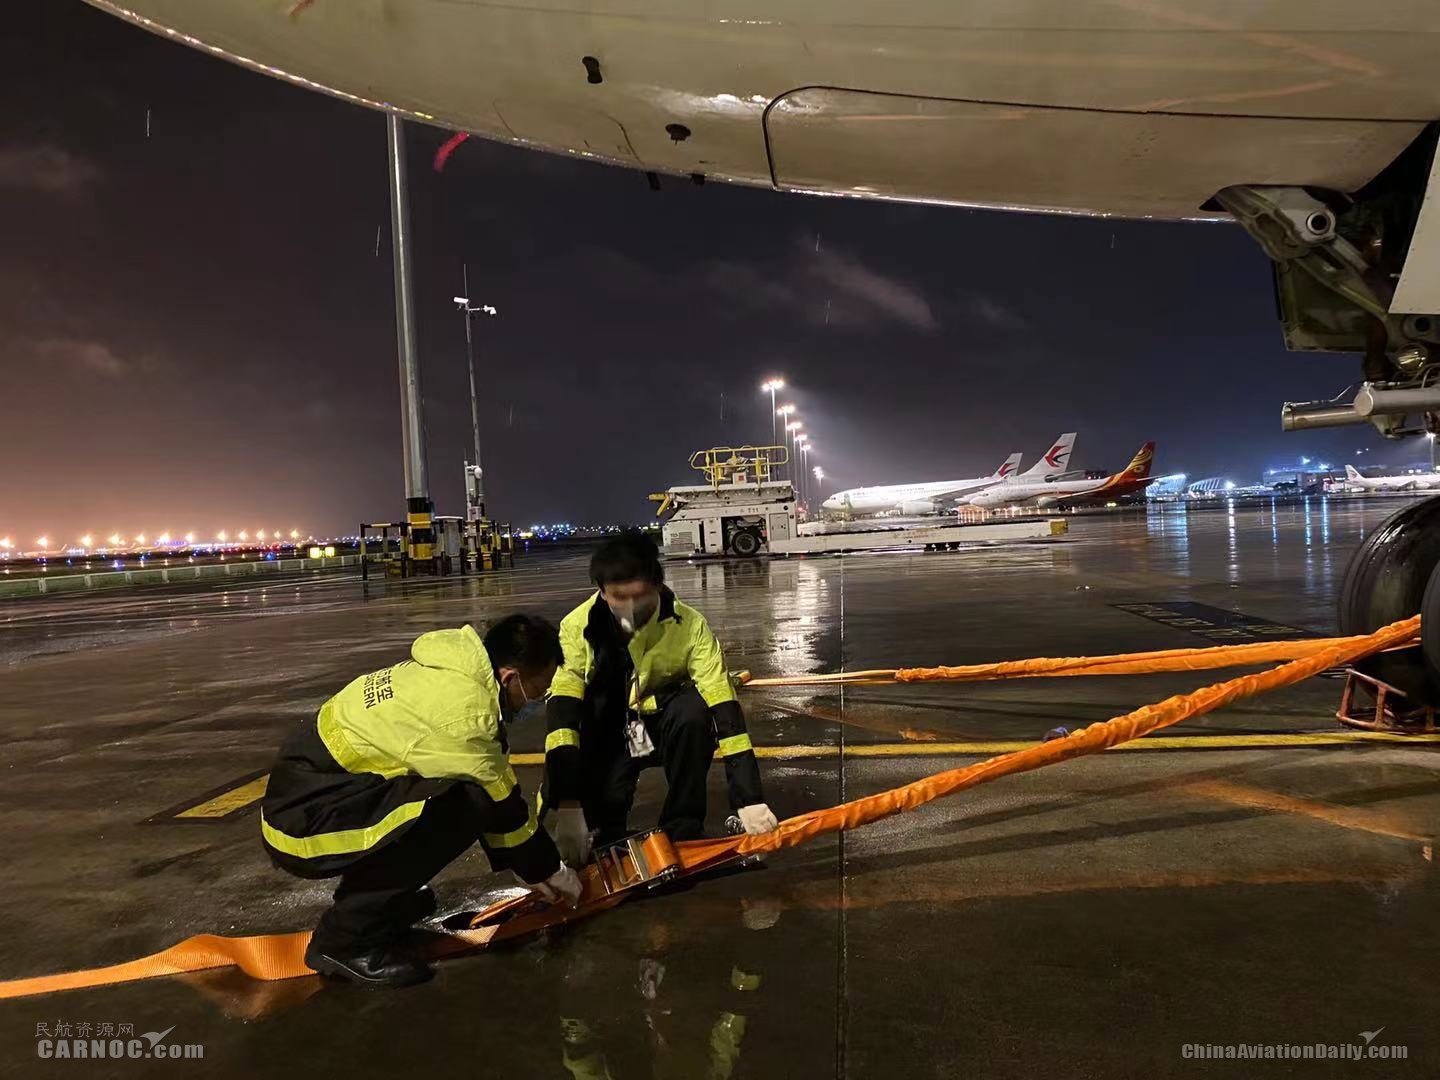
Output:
[589, 530, 664, 588]
[483, 613, 563, 676]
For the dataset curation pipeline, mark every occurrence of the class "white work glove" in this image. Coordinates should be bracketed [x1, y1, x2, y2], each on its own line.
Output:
[551, 806, 594, 866]
[737, 803, 779, 835]
[529, 864, 583, 908]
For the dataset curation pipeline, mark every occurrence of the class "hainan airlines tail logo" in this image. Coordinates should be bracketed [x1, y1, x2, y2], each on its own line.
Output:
[1044, 444, 1070, 469]
[1127, 444, 1155, 476]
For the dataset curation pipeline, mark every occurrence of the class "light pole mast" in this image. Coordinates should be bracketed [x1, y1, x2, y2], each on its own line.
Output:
[454, 277, 497, 522]
[776, 403, 796, 483]
[760, 378, 785, 478]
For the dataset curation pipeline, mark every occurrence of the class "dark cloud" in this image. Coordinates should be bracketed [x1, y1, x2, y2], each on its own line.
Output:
[697, 238, 936, 332]
[807, 244, 936, 331]
[30, 338, 131, 378]
[0, 143, 99, 193]
[963, 295, 1028, 331]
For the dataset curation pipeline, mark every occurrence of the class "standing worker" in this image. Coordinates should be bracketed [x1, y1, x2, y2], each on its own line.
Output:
[262, 613, 582, 988]
[544, 532, 778, 864]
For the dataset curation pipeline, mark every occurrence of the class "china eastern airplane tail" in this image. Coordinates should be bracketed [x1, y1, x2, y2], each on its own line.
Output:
[1019, 433, 1077, 480]
[992, 452, 1023, 481]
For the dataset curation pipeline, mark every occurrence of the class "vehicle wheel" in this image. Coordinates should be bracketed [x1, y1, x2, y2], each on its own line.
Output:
[1337, 496, 1440, 700]
[730, 529, 762, 557]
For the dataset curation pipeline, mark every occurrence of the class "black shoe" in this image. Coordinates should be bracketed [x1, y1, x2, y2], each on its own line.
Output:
[304, 940, 434, 989]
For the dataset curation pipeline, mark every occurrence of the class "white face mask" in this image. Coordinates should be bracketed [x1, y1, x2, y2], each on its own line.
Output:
[608, 595, 658, 636]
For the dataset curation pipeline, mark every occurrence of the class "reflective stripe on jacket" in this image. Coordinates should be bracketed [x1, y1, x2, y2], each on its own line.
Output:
[262, 625, 544, 877]
[545, 589, 764, 809]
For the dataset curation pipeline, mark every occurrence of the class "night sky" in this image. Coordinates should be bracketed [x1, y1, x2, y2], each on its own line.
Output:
[0, 3, 1416, 542]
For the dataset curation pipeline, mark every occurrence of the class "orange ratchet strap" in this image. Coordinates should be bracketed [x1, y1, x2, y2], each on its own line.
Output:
[0, 615, 1418, 1001]
[739, 629, 1419, 688]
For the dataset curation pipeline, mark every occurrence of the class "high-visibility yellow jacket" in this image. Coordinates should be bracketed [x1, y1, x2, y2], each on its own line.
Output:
[550, 592, 736, 715]
[545, 590, 763, 809]
[261, 625, 554, 880]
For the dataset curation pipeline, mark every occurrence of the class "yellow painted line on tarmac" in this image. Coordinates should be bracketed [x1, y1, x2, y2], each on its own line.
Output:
[173, 775, 271, 819]
[514, 731, 1440, 767]
[158, 731, 1439, 822]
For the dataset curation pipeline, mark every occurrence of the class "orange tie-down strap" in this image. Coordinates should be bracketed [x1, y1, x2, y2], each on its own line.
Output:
[0, 615, 1419, 1001]
[739, 629, 1419, 688]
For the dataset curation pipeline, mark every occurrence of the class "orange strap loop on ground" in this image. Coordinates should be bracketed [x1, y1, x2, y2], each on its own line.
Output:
[0, 615, 1418, 1001]
[740, 630, 1418, 688]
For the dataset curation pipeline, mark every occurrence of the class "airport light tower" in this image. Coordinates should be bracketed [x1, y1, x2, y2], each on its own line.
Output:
[786, 419, 804, 494]
[776, 403, 796, 479]
[791, 435, 807, 503]
[454, 267, 497, 521]
[760, 378, 785, 455]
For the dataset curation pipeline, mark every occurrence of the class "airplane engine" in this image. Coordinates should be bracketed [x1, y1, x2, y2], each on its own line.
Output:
[897, 500, 937, 516]
[1035, 497, 1062, 509]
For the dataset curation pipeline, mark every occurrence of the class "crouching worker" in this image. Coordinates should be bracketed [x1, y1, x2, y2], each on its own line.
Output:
[262, 614, 583, 988]
[544, 532, 779, 865]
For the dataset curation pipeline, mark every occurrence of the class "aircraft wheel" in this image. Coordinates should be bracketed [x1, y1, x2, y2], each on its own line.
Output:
[1337, 496, 1440, 701]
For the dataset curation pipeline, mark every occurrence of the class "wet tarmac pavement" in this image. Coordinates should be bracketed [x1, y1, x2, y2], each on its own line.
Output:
[3, 499, 1438, 1077]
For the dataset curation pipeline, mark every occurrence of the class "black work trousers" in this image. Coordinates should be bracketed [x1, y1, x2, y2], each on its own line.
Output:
[579, 687, 717, 845]
[312, 783, 541, 952]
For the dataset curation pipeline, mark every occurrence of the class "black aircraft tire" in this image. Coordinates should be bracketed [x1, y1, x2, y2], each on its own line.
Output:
[1337, 496, 1440, 701]
[1420, 560, 1440, 687]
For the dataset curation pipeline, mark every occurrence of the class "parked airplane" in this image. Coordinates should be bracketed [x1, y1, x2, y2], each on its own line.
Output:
[954, 432, 1078, 505]
[969, 443, 1156, 509]
[822, 453, 1022, 518]
[1344, 464, 1440, 492]
[1007, 433, 1076, 483]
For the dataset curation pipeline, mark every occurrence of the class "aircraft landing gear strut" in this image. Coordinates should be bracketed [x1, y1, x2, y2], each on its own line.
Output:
[1219, 133, 1440, 707]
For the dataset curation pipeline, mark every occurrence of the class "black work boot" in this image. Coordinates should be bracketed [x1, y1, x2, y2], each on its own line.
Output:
[393, 886, 438, 925]
[304, 938, 434, 989]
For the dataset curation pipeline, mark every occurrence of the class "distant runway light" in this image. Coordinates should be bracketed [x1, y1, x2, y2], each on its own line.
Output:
[80, 535, 93, 548]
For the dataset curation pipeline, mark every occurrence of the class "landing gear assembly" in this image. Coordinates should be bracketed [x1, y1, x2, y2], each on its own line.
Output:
[1219, 130, 1440, 704]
